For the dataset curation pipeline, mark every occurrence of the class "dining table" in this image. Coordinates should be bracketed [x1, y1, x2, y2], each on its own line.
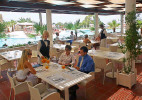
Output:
[35, 62, 91, 100]
[88, 50, 125, 78]
[53, 44, 76, 50]
[74, 40, 100, 44]
[0, 50, 22, 62]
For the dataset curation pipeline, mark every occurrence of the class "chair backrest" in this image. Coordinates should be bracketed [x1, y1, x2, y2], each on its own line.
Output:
[87, 43, 92, 50]
[75, 54, 80, 65]
[30, 45, 37, 50]
[80, 42, 86, 47]
[44, 92, 60, 100]
[0, 59, 12, 70]
[50, 48, 63, 59]
[29, 57, 38, 63]
[100, 47, 109, 51]
[72, 43, 79, 48]
[28, 84, 42, 100]
[32, 50, 38, 57]
[109, 46, 118, 52]
[93, 57, 106, 69]
[89, 72, 95, 80]
[73, 47, 79, 54]
[7, 72, 16, 90]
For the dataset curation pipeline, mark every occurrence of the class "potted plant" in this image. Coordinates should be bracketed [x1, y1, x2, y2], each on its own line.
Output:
[117, 11, 141, 89]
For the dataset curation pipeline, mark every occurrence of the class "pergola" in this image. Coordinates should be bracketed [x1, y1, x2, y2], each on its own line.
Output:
[0, 0, 142, 14]
[0, 0, 140, 46]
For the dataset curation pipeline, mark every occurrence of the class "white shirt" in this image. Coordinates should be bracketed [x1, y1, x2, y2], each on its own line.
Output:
[58, 52, 75, 65]
[70, 34, 74, 40]
[54, 36, 60, 43]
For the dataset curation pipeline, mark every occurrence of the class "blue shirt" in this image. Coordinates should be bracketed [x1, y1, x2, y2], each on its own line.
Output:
[77, 54, 95, 73]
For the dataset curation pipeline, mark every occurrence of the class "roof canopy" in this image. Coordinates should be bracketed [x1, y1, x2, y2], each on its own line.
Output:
[0, 0, 142, 15]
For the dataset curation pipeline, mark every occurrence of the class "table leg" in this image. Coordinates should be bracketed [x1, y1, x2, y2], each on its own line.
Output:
[106, 60, 116, 78]
[65, 87, 69, 100]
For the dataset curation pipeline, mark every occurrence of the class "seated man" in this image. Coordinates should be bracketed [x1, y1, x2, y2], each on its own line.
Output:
[58, 45, 75, 66]
[75, 46, 95, 73]
[54, 32, 64, 44]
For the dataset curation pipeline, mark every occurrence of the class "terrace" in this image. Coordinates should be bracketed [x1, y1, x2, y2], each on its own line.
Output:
[0, 0, 142, 100]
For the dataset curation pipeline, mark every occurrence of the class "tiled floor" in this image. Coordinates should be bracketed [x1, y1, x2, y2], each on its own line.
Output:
[0, 63, 142, 100]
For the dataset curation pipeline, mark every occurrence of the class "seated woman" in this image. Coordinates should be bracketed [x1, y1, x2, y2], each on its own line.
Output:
[83, 35, 91, 45]
[58, 45, 75, 66]
[16, 49, 37, 85]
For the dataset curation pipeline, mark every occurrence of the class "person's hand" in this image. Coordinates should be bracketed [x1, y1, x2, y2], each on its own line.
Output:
[74, 66, 80, 70]
[41, 56, 45, 59]
[27, 71, 31, 76]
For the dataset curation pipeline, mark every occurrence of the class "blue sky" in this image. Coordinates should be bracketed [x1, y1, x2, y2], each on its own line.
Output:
[0, 11, 122, 25]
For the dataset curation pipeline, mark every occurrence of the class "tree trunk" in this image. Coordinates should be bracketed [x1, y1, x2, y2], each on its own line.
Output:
[113, 28, 116, 33]
[141, 28, 142, 36]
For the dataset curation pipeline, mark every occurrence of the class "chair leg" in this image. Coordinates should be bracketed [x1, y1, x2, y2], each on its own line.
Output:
[9, 88, 12, 100]
[84, 87, 87, 100]
[103, 72, 105, 85]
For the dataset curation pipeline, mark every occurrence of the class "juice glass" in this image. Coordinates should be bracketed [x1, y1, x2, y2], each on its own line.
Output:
[62, 65, 65, 69]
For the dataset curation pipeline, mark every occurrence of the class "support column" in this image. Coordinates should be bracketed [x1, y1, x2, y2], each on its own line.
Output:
[39, 12, 42, 26]
[95, 13, 99, 37]
[46, 9, 53, 47]
[125, 0, 136, 70]
[125, 0, 136, 30]
[120, 14, 124, 34]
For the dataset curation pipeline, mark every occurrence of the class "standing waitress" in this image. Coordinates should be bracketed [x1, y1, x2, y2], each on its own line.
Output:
[99, 24, 107, 47]
[37, 30, 50, 64]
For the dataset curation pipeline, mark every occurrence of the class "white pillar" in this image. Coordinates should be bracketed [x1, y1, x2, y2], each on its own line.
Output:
[46, 9, 53, 47]
[125, 0, 136, 30]
[120, 14, 124, 34]
[95, 13, 99, 37]
[125, 0, 136, 71]
[39, 12, 42, 26]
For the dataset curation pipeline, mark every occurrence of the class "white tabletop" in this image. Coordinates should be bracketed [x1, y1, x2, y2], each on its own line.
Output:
[53, 44, 76, 50]
[75, 40, 100, 44]
[110, 43, 119, 46]
[35, 62, 91, 100]
[60, 39, 72, 42]
[0, 50, 22, 61]
[117, 34, 126, 37]
[35, 62, 91, 91]
[88, 50, 124, 61]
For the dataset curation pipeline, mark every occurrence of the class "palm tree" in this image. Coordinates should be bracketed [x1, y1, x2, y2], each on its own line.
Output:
[64, 22, 73, 30]
[0, 22, 6, 38]
[137, 20, 142, 35]
[108, 20, 120, 33]
[33, 23, 47, 35]
[18, 18, 33, 23]
[10, 20, 17, 32]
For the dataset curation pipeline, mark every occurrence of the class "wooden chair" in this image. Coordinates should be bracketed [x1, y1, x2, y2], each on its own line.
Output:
[79, 72, 95, 99]
[7, 72, 32, 100]
[29, 57, 38, 64]
[93, 57, 113, 84]
[87, 43, 92, 50]
[109, 46, 118, 52]
[28, 83, 63, 100]
[79, 42, 86, 47]
[100, 47, 109, 51]
[0, 59, 16, 72]
[50, 48, 63, 61]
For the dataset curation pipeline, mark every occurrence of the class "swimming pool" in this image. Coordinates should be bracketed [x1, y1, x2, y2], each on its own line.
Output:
[0, 29, 121, 48]
[0, 36, 41, 47]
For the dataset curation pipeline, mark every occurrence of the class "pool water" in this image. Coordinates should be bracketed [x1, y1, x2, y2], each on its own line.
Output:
[0, 29, 121, 48]
[0, 36, 41, 47]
